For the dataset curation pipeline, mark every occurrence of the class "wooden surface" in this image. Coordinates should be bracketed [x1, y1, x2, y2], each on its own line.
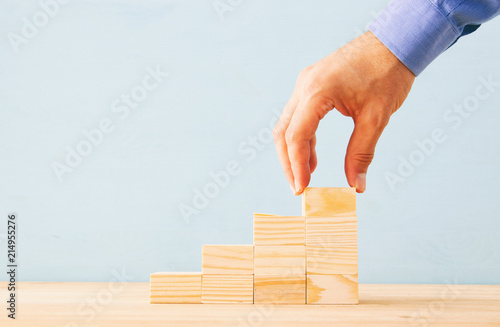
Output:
[1, 282, 499, 326]
[2, 282, 499, 326]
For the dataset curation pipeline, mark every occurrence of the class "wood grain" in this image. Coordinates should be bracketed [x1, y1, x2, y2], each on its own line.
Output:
[307, 274, 358, 304]
[2, 282, 500, 326]
[305, 216, 357, 246]
[202, 274, 253, 304]
[302, 187, 356, 217]
[254, 245, 306, 275]
[202, 245, 254, 275]
[253, 213, 305, 246]
[306, 245, 358, 275]
[150, 272, 201, 304]
[254, 275, 306, 304]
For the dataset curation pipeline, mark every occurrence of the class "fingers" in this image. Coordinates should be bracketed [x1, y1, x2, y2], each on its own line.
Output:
[273, 96, 299, 191]
[309, 135, 317, 174]
[285, 98, 325, 195]
[344, 109, 389, 193]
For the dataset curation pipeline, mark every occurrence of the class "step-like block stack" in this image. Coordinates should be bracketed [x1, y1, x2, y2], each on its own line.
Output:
[150, 187, 358, 304]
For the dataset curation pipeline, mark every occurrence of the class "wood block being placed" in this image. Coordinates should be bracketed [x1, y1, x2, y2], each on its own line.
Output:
[150, 272, 201, 304]
[202, 274, 253, 304]
[254, 275, 306, 304]
[306, 245, 358, 275]
[254, 246, 305, 275]
[302, 187, 356, 217]
[306, 216, 357, 245]
[202, 245, 254, 275]
[253, 213, 305, 246]
[307, 274, 358, 304]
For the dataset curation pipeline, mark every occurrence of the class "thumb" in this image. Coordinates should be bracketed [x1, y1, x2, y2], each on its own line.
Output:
[344, 111, 389, 193]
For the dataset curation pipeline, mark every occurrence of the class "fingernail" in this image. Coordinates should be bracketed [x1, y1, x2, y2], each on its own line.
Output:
[356, 173, 366, 193]
[290, 184, 295, 193]
[294, 181, 303, 195]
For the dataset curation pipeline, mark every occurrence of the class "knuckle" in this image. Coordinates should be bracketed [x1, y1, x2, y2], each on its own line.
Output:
[351, 152, 375, 165]
[297, 67, 320, 95]
[272, 125, 284, 141]
[311, 95, 335, 116]
[284, 129, 298, 144]
[301, 79, 321, 97]
[298, 66, 313, 79]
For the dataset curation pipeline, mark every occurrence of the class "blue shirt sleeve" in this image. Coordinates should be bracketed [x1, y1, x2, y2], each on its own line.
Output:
[368, 0, 500, 76]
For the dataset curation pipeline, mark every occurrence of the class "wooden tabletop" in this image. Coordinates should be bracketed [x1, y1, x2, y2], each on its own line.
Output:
[1, 282, 499, 326]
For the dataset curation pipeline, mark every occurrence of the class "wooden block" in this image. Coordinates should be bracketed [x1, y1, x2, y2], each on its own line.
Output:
[202, 274, 253, 304]
[254, 275, 306, 304]
[302, 187, 356, 217]
[253, 213, 305, 246]
[306, 245, 358, 275]
[254, 246, 306, 275]
[306, 216, 357, 245]
[202, 245, 254, 275]
[150, 272, 201, 304]
[307, 274, 358, 304]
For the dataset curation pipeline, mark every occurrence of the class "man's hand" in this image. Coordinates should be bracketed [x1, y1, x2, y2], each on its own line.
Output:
[273, 31, 415, 194]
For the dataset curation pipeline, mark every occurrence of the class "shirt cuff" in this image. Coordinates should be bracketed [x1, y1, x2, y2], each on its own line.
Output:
[368, 0, 460, 76]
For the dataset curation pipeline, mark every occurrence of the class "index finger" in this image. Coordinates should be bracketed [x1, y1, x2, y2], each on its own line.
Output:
[285, 98, 326, 194]
[273, 95, 298, 190]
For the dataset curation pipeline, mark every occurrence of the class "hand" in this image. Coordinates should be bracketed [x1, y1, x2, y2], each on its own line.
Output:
[273, 31, 415, 194]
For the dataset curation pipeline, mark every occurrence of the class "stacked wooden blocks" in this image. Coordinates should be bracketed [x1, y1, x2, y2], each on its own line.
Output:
[202, 245, 254, 303]
[150, 187, 358, 305]
[304, 187, 358, 304]
[254, 214, 306, 304]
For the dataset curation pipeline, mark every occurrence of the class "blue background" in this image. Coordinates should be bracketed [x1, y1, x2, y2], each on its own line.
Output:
[0, 0, 499, 283]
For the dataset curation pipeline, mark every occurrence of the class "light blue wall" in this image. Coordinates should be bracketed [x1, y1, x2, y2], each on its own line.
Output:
[0, 0, 499, 283]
